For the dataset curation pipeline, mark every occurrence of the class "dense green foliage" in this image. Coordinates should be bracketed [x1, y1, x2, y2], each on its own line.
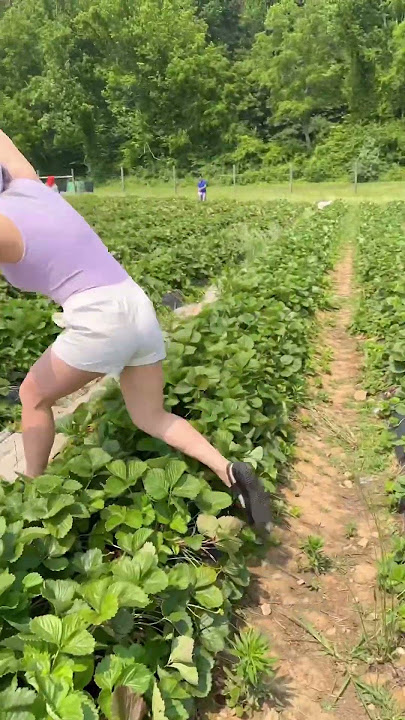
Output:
[353, 203, 405, 630]
[353, 203, 405, 394]
[0, 203, 343, 718]
[0, 198, 300, 427]
[2, 0, 405, 180]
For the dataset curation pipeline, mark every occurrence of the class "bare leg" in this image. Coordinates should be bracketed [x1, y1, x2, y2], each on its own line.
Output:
[120, 362, 230, 486]
[19, 348, 102, 477]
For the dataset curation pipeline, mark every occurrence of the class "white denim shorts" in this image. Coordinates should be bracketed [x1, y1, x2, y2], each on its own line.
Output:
[52, 278, 166, 375]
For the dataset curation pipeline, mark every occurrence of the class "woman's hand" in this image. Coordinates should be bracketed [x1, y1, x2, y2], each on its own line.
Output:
[0, 130, 38, 181]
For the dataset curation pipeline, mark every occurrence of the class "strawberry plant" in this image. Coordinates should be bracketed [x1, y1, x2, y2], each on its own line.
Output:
[0, 201, 345, 717]
[354, 202, 405, 632]
[0, 198, 301, 427]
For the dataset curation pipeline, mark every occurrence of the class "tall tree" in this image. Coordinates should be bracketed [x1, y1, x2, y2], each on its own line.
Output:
[249, 0, 344, 149]
[335, 0, 388, 119]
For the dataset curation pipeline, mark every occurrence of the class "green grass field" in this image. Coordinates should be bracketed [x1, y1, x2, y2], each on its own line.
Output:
[96, 178, 405, 203]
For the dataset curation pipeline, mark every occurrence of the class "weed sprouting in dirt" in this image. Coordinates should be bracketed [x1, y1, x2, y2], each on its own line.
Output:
[345, 521, 358, 539]
[222, 628, 278, 717]
[300, 535, 333, 575]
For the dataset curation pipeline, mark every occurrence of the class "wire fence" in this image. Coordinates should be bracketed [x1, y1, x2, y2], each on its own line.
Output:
[40, 160, 385, 196]
[118, 160, 367, 196]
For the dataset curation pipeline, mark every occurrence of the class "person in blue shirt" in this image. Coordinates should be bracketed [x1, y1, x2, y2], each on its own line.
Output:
[197, 177, 207, 201]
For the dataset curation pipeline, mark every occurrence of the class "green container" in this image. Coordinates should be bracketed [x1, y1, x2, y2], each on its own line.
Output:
[76, 180, 86, 194]
[66, 180, 76, 193]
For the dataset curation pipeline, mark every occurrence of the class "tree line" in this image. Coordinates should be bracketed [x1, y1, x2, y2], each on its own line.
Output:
[1, 0, 405, 181]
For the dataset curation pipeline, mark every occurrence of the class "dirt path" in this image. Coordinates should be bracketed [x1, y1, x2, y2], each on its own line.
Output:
[246, 244, 401, 719]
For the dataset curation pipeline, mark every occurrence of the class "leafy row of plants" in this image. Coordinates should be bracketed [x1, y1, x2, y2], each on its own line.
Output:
[0, 198, 302, 427]
[353, 202, 405, 631]
[0, 203, 344, 719]
[69, 197, 302, 306]
[353, 202, 405, 395]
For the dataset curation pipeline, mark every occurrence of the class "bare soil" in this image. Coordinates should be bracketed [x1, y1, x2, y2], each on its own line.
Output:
[241, 247, 403, 719]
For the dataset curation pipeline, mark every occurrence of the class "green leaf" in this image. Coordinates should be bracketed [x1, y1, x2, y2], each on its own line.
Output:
[168, 636, 198, 685]
[97, 688, 113, 720]
[110, 608, 134, 638]
[43, 557, 69, 572]
[194, 567, 217, 588]
[80, 578, 119, 624]
[119, 663, 153, 694]
[127, 460, 148, 484]
[95, 654, 123, 691]
[45, 510, 73, 539]
[73, 656, 95, 691]
[196, 514, 218, 539]
[168, 636, 194, 665]
[18, 527, 49, 544]
[45, 494, 75, 518]
[105, 507, 127, 532]
[201, 618, 229, 653]
[108, 460, 127, 480]
[0, 683, 37, 712]
[142, 568, 168, 595]
[22, 573, 43, 590]
[218, 516, 244, 534]
[0, 517, 6, 538]
[111, 581, 149, 608]
[182, 535, 203, 551]
[170, 513, 189, 534]
[0, 649, 18, 677]
[125, 509, 144, 529]
[131, 528, 154, 552]
[217, 517, 245, 553]
[168, 564, 195, 590]
[0, 570, 15, 598]
[165, 460, 187, 488]
[112, 556, 140, 583]
[144, 468, 168, 500]
[89, 447, 112, 471]
[152, 682, 168, 720]
[190, 646, 214, 698]
[196, 489, 232, 515]
[115, 531, 135, 555]
[68, 455, 93, 477]
[73, 549, 104, 576]
[167, 611, 193, 636]
[30, 615, 62, 646]
[81, 695, 100, 720]
[57, 693, 84, 720]
[194, 586, 223, 609]
[61, 614, 95, 656]
[170, 661, 199, 686]
[172, 474, 202, 499]
[104, 476, 126, 498]
[135, 542, 158, 576]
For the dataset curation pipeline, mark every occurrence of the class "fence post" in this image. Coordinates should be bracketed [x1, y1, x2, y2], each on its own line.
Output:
[354, 160, 358, 195]
[289, 163, 293, 193]
[71, 168, 76, 193]
[120, 166, 125, 193]
[173, 165, 177, 195]
[233, 164, 236, 191]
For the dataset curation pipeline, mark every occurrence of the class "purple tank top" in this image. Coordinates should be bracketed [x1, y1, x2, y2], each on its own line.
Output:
[0, 178, 128, 305]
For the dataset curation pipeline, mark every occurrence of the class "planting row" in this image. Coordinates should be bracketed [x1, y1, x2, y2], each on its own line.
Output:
[353, 203, 405, 631]
[0, 199, 302, 427]
[353, 202, 405, 395]
[0, 204, 345, 719]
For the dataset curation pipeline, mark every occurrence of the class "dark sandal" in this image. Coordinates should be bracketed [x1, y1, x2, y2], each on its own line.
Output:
[227, 461, 272, 529]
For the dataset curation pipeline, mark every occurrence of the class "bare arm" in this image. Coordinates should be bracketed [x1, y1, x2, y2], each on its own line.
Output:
[0, 214, 24, 263]
[0, 130, 38, 181]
